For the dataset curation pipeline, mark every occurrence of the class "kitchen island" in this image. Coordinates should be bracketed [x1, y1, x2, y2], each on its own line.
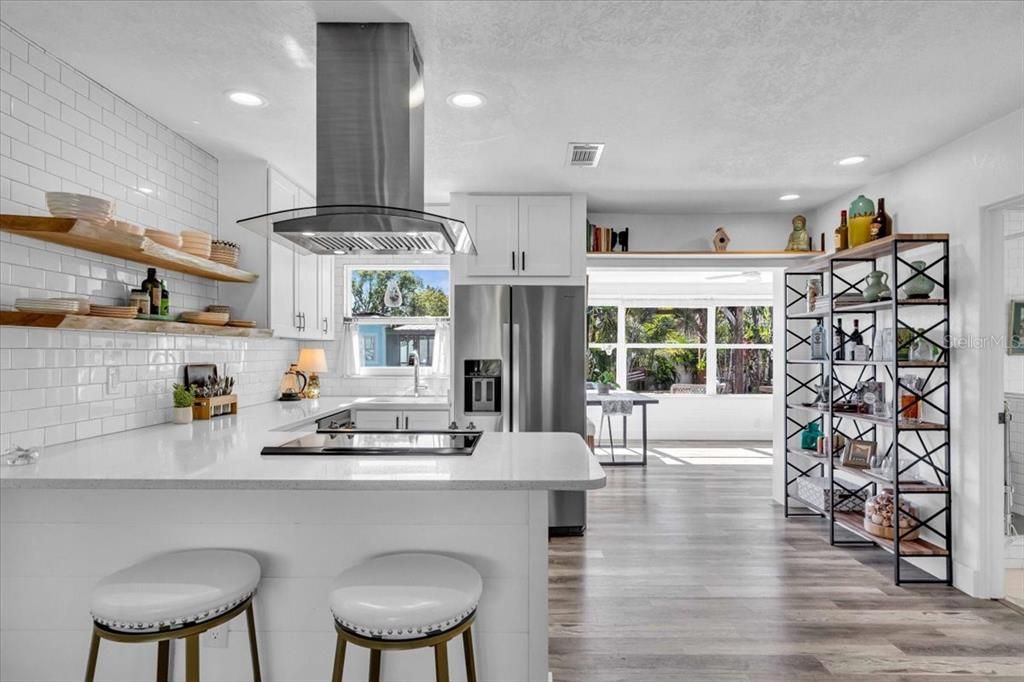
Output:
[0, 397, 604, 682]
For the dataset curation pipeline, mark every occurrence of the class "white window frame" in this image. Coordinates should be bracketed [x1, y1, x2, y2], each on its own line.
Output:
[344, 264, 450, 377]
[587, 298, 773, 396]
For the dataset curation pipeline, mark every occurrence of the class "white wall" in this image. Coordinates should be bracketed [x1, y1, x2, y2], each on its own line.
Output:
[589, 212, 824, 253]
[0, 23, 299, 448]
[810, 108, 1024, 597]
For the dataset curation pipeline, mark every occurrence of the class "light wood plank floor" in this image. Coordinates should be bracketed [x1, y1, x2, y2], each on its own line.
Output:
[549, 442, 1024, 681]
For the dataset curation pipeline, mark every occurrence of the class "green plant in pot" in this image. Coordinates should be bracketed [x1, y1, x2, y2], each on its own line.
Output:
[172, 383, 195, 424]
[595, 370, 618, 395]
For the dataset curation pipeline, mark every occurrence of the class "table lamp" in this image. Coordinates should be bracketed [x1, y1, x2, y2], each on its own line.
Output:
[296, 348, 328, 399]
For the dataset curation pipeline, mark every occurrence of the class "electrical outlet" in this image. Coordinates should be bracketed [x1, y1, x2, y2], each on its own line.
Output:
[105, 367, 121, 396]
[201, 623, 229, 648]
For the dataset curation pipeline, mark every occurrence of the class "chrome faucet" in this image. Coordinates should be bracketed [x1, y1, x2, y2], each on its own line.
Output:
[408, 350, 427, 397]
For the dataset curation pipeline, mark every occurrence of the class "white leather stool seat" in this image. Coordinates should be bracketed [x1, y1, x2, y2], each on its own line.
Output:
[90, 549, 261, 632]
[329, 553, 482, 641]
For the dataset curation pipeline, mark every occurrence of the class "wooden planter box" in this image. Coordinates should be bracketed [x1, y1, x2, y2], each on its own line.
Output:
[192, 394, 238, 420]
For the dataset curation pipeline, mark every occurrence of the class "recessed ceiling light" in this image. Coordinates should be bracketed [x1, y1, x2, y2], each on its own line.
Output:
[836, 155, 868, 166]
[191, 120, 201, 125]
[447, 91, 486, 109]
[227, 91, 267, 107]
[333, 250, 347, 255]
[136, 187, 154, 195]
[779, 194, 800, 201]
[301, 232, 316, 237]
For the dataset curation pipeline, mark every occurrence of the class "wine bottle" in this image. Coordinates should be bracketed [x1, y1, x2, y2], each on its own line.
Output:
[870, 198, 892, 240]
[141, 268, 161, 315]
[834, 210, 849, 251]
[159, 279, 170, 316]
[834, 319, 846, 360]
[849, 320, 864, 357]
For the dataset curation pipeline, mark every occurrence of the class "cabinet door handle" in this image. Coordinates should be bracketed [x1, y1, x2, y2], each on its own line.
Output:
[300, 312, 306, 331]
[322, 317, 328, 334]
[521, 251, 525, 271]
[511, 250, 516, 271]
[405, 416, 409, 429]
[395, 415, 400, 429]
[295, 313, 302, 330]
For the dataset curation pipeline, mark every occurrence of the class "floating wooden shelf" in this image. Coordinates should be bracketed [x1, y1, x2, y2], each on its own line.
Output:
[0, 312, 272, 338]
[834, 510, 948, 556]
[788, 233, 949, 274]
[588, 250, 826, 261]
[0, 215, 258, 283]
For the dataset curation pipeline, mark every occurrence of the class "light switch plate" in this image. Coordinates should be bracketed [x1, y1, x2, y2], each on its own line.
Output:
[105, 367, 121, 395]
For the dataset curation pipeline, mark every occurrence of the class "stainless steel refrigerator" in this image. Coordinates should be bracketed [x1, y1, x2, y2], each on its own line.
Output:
[453, 285, 588, 535]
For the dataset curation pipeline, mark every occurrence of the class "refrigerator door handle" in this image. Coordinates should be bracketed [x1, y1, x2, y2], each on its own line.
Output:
[511, 322, 521, 432]
[501, 321, 512, 432]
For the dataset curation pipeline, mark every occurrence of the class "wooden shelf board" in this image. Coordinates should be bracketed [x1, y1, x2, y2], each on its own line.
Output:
[0, 312, 272, 338]
[832, 463, 948, 493]
[833, 511, 948, 556]
[786, 310, 827, 320]
[0, 215, 258, 283]
[833, 360, 947, 369]
[787, 447, 829, 459]
[787, 233, 949, 274]
[833, 299, 948, 314]
[785, 404, 945, 431]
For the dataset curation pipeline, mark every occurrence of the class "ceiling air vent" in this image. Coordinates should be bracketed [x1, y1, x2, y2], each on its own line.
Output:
[566, 143, 605, 168]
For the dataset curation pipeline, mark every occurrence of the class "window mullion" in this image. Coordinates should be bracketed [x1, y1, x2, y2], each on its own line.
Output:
[706, 305, 717, 395]
[616, 305, 627, 388]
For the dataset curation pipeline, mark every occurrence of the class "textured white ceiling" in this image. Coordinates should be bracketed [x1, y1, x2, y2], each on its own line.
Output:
[2, 1, 1022, 213]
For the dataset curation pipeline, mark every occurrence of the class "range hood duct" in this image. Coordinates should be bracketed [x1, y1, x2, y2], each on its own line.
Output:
[238, 23, 475, 256]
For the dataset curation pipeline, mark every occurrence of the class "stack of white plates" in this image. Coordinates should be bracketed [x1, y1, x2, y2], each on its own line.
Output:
[45, 192, 113, 224]
[180, 229, 212, 259]
[15, 297, 90, 315]
[145, 228, 182, 249]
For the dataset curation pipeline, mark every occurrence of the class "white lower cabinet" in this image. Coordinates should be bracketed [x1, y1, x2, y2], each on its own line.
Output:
[354, 408, 450, 430]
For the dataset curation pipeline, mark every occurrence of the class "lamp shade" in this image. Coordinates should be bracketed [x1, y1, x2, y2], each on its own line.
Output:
[297, 348, 328, 373]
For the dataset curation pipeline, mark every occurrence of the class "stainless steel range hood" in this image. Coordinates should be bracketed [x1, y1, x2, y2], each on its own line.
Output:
[237, 23, 475, 256]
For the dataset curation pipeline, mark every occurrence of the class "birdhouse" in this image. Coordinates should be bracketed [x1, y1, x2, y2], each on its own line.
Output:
[713, 227, 730, 252]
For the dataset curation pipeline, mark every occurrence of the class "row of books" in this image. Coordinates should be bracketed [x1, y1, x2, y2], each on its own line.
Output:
[587, 223, 628, 253]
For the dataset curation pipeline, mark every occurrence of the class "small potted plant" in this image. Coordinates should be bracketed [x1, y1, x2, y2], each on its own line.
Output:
[172, 383, 195, 424]
[595, 370, 618, 395]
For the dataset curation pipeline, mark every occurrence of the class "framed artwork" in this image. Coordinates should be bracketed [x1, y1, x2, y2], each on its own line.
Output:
[841, 439, 876, 469]
[1010, 300, 1024, 355]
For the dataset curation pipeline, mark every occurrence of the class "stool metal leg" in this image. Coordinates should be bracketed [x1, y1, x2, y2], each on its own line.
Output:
[433, 642, 450, 682]
[462, 627, 477, 682]
[331, 636, 346, 682]
[84, 630, 101, 682]
[185, 634, 200, 682]
[368, 649, 381, 682]
[156, 640, 170, 682]
[245, 603, 262, 682]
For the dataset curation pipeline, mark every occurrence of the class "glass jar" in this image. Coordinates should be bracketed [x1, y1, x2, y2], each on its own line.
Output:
[863, 488, 919, 540]
[128, 289, 149, 315]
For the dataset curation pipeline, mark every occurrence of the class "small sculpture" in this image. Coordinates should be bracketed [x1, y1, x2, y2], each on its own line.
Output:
[785, 215, 811, 251]
[712, 227, 730, 252]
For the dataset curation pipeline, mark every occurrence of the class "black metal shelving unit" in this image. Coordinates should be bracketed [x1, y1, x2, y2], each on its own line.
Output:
[783, 233, 952, 586]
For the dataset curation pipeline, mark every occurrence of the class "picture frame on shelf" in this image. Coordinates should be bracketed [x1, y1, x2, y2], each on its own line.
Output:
[841, 439, 876, 469]
[1009, 300, 1024, 355]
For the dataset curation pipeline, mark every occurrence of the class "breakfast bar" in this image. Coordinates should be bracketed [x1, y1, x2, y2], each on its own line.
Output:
[0, 398, 605, 682]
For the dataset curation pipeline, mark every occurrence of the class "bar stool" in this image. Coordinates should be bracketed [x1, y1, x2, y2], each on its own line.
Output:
[86, 549, 262, 682]
[329, 553, 482, 682]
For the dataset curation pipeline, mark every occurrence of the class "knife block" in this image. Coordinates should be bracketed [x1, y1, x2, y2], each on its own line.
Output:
[192, 394, 238, 420]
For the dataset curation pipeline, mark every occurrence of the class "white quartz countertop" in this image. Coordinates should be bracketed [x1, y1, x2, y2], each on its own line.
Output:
[0, 396, 606, 491]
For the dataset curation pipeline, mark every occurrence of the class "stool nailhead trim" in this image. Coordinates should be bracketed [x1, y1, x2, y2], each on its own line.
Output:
[91, 591, 255, 633]
[332, 604, 477, 641]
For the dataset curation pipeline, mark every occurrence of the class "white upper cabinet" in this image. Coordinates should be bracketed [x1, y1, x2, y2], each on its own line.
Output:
[516, 195, 572, 277]
[450, 193, 584, 285]
[218, 162, 334, 339]
[464, 195, 519, 277]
